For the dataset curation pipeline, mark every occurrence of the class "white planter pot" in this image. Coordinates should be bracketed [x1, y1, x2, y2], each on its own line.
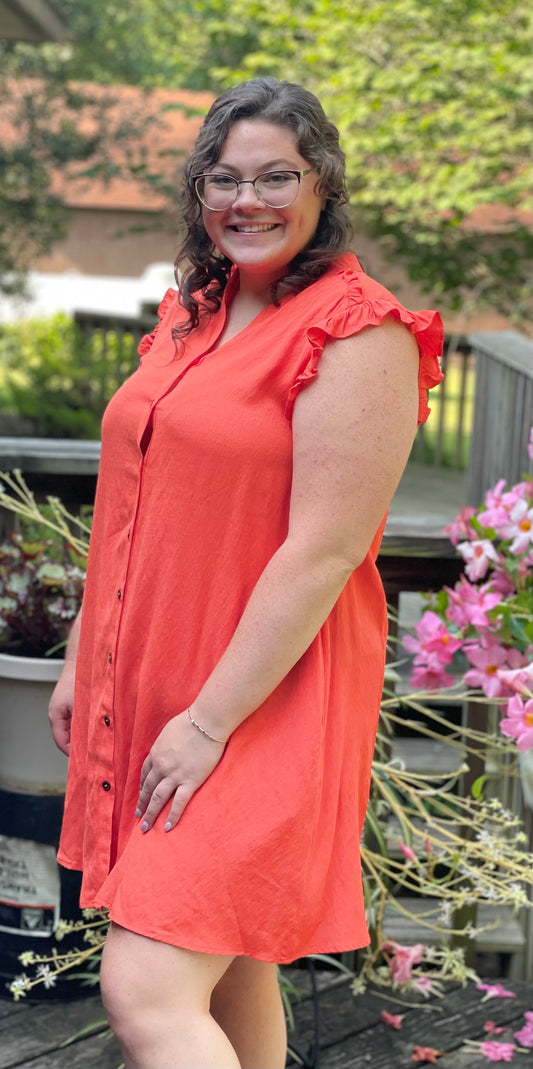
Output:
[0, 652, 67, 794]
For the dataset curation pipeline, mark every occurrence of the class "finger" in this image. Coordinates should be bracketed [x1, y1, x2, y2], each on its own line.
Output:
[163, 783, 195, 832]
[135, 763, 156, 818]
[51, 714, 71, 755]
[139, 754, 153, 792]
[139, 778, 177, 832]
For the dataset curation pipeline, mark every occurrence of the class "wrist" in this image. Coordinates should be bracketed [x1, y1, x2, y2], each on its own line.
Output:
[187, 707, 227, 745]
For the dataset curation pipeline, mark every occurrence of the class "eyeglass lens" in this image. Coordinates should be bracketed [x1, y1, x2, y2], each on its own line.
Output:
[196, 171, 301, 210]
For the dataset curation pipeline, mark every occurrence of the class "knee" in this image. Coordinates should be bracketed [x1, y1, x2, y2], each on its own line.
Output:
[100, 927, 165, 1051]
[100, 934, 139, 1043]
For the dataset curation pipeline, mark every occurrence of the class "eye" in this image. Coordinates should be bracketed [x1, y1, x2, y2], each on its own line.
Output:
[260, 171, 293, 186]
[206, 174, 236, 189]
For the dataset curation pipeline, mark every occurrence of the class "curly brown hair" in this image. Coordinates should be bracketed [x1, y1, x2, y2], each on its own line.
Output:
[173, 78, 352, 340]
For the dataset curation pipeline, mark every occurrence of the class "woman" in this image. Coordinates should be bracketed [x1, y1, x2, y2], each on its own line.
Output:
[50, 78, 443, 1068]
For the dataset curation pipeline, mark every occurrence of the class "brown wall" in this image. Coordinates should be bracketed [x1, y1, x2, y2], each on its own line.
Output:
[36, 208, 179, 277]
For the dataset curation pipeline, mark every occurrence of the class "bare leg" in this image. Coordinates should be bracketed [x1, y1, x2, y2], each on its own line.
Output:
[211, 956, 287, 1069]
[100, 922, 240, 1069]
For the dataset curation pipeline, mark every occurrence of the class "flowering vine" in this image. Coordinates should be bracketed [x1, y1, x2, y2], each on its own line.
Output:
[404, 467, 533, 753]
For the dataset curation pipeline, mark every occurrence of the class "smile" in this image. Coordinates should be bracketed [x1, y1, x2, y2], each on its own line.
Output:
[230, 224, 279, 233]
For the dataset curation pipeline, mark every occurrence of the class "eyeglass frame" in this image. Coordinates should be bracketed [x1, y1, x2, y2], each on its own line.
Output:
[193, 168, 315, 211]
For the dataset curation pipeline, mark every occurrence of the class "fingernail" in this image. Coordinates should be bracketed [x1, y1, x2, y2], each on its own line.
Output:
[164, 821, 172, 832]
[141, 821, 149, 833]
[135, 808, 141, 818]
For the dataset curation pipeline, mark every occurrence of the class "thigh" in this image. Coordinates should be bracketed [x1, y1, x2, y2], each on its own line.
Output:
[210, 956, 286, 1069]
[210, 954, 281, 1021]
[101, 922, 235, 1015]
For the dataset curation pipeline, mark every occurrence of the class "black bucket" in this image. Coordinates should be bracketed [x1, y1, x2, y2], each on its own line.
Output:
[0, 788, 96, 1001]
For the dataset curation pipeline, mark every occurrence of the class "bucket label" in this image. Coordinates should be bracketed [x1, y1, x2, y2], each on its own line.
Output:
[0, 835, 60, 937]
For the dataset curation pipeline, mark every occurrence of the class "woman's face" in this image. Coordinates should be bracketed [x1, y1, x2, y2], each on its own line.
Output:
[200, 119, 323, 289]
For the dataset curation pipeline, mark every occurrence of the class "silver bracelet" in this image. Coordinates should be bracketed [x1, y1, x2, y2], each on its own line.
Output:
[188, 708, 226, 744]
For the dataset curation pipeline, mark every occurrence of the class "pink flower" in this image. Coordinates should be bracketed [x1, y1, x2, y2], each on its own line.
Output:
[478, 479, 533, 544]
[404, 611, 462, 665]
[514, 1011, 533, 1048]
[507, 498, 533, 554]
[457, 539, 500, 581]
[410, 661, 456, 692]
[464, 643, 511, 698]
[445, 578, 501, 631]
[411, 1046, 442, 1063]
[499, 694, 533, 751]
[381, 1010, 404, 1029]
[484, 1021, 508, 1035]
[476, 982, 516, 1000]
[497, 661, 533, 697]
[444, 505, 477, 545]
[483, 478, 507, 508]
[479, 1040, 516, 1061]
[381, 939, 426, 985]
[399, 842, 417, 862]
[411, 975, 435, 996]
[489, 569, 516, 598]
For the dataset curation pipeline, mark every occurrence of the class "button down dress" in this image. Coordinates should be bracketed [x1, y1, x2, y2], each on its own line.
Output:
[58, 253, 443, 963]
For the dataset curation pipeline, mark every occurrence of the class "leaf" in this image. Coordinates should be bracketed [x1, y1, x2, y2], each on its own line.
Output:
[471, 774, 488, 799]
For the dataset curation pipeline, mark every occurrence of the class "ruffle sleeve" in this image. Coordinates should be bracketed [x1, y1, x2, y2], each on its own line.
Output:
[137, 287, 178, 359]
[285, 268, 444, 424]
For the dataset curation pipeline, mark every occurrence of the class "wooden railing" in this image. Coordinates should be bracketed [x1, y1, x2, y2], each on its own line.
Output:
[1, 328, 532, 513]
[410, 335, 475, 471]
[465, 331, 533, 503]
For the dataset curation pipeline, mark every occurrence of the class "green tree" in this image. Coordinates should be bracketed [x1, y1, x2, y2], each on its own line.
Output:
[1, 0, 531, 321]
[210, 0, 532, 322]
[0, 6, 190, 297]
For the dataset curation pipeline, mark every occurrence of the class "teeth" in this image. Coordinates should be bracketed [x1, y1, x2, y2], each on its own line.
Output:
[232, 224, 277, 233]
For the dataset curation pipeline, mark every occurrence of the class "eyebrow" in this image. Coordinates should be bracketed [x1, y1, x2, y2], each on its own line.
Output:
[209, 159, 298, 174]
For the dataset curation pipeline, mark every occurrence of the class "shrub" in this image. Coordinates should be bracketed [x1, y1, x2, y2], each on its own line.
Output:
[0, 314, 139, 438]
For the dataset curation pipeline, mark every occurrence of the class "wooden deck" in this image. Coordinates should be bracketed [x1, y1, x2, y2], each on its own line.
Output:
[1, 973, 531, 1068]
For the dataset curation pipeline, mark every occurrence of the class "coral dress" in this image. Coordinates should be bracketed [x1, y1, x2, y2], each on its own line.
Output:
[58, 253, 443, 963]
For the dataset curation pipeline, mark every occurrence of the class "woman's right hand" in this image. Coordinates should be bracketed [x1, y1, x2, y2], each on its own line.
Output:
[48, 660, 76, 755]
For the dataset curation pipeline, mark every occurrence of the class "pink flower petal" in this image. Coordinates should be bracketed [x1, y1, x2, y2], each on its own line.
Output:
[411, 1046, 443, 1063]
[479, 1040, 516, 1061]
[399, 843, 417, 862]
[381, 1009, 404, 1030]
[476, 982, 516, 1000]
[514, 1013, 533, 1048]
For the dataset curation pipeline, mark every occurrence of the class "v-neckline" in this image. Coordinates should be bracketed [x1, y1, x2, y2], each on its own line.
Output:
[205, 270, 277, 355]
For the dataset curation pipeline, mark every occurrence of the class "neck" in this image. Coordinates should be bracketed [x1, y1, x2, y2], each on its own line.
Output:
[236, 267, 283, 305]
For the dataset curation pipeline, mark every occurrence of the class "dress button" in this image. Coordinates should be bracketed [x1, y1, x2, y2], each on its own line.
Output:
[104, 716, 111, 727]
[127, 529, 131, 540]
[117, 589, 122, 600]
[108, 652, 113, 663]
[102, 781, 111, 791]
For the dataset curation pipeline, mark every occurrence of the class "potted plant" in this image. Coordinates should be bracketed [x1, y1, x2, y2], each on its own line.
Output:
[0, 529, 86, 792]
[0, 472, 89, 997]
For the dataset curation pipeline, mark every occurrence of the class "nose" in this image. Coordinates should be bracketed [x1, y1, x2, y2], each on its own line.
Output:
[233, 180, 263, 209]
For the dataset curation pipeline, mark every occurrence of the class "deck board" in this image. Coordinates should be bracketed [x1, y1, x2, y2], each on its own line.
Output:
[1, 977, 531, 1069]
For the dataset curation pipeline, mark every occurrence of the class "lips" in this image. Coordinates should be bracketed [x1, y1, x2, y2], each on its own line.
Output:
[230, 223, 279, 233]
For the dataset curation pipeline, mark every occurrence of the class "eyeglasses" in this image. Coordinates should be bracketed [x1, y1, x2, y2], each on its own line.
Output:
[193, 168, 314, 211]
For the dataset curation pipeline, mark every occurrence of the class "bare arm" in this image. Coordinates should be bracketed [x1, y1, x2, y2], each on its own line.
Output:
[48, 608, 82, 755]
[137, 318, 421, 830]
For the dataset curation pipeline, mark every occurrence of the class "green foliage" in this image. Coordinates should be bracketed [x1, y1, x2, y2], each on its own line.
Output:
[0, 529, 85, 657]
[0, 315, 139, 438]
[212, 0, 532, 322]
